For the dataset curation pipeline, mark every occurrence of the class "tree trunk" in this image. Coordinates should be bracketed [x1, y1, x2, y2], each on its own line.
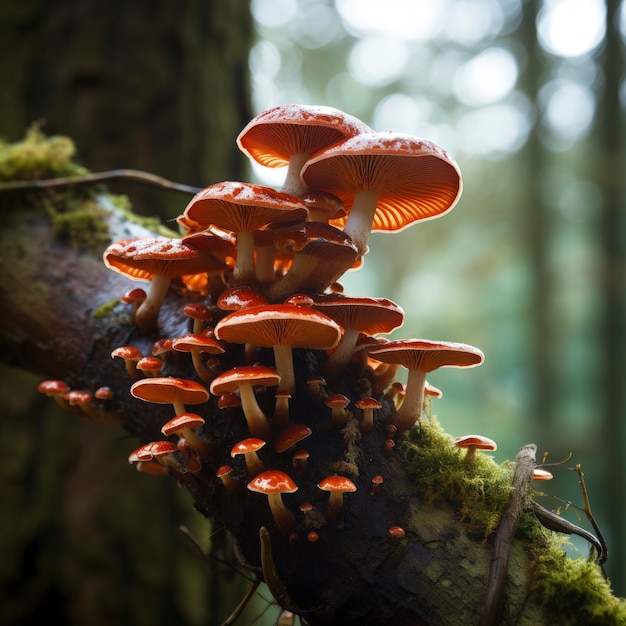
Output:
[0, 172, 623, 624]
[0, 2, 255, 623]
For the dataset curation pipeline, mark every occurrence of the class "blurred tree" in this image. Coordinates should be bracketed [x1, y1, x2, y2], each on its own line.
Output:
[0, 1, 257, 625]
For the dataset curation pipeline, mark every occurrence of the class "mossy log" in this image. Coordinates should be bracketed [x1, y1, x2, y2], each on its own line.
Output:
[1, 186, 624, 625]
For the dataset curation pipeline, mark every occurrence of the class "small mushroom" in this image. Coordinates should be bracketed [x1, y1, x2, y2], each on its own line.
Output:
[355, 397, 382, 432]
[130, 377, 209, 416]
[454, 434, 497, 461]
[247, 470, 298, 535]
[231, 437, 266, 477]
[317, 475, 356, 521]
[161, 412, 210, 456]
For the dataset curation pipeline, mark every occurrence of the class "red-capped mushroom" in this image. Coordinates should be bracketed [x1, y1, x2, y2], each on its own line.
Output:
[301, 131, 462, 257]
[171, 332, 225, 383]
[355, 396, 382, 432]
[214, 304, 341, 395]
[111, 345, 144, 380]
[216, 464, 243, 492]
[103, 237, 226, 333]
[129, 440, 180, 469]
[236, 103, 371, 196]
[231, 437, 266, 476]
[130, 377, 209, 416]
[181, 181, 307, 283]
[209, 366, 280, 439]
[161, 412, 210, 456]
[310, 293, 405, 376]
[247, 470, 298, 535]
[182, 302, 214, 334]
[136, 356, 164, 378]
[317, 475, 356, 521]
[37, 379, 71, 410]
[368, 339, 484, 431]
[274, 423, 312, 454]
[454, 434, 498, 461]
[325, 393, 351, 429]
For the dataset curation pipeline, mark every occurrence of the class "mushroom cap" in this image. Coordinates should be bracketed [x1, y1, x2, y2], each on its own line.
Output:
[367, 338, 484, 372]
[325, 393, 350, 409]
[311, 293, 405, 337]
[301, 131, 462, 232]
[37, 379, 71, 396]
[136, 356, 164, 374]
[317, 475, 357, 493]
[161, 412, 206, 437]
[103, 237, 224, 281]
[274, 423, 313, 453]
[236, 104, 371, 168]
[454, 434, 497, 452]
[171, 333, 225, 354]
[111, 345, 143, 361]
[209, 365, 281, 396]
[247, 470, 298, 494]
[355, 397, 382, 411]
[532, 468, 554, 481]
[231, 437, 267, 456]
[273, 221, 358, 261]
[214, 304, 342, 350]
[182, 181, 308, 234]
[131, 377, 210, 405]
[129, 440, 178, 463]
[217, 286, 268, 311]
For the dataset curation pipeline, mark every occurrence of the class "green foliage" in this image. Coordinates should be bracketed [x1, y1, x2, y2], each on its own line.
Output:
[401, 415, 515, 538]
[0, 124, 88, 181]
[530, 540, 626, 625]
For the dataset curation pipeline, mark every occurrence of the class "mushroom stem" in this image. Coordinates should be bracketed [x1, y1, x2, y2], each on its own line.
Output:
[233, 230, 257, 284]
[238, 383, 272, 440]
[327, 491, 345, 521]
[281, 153, 310, 197]
[134, 274, 172, 333]
[341, 190, 379, 258]
[393, 368, 427, 431]
[273, 344, 296, 395]
[324, 328, 359, 378]
[267, 492, 295, 535]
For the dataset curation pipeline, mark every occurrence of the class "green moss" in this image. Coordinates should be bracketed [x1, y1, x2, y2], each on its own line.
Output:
[400, 417, 514, 538]
[530, 539, 626, 625]
[93, 298, 121, 320]
[0, 124, 87, 181]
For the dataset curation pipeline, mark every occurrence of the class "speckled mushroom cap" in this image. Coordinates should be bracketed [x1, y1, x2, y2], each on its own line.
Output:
[236, 103, 372, 169]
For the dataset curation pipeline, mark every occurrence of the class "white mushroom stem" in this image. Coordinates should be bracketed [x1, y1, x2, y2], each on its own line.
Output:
[172, 402, 187, 416]
[324, 328, 359, 377]
[189, 349, 215, 383]
[266, 492, 295, 534]
[134, 275, 172, 333]
[233, 230, 257, 283]
[342, 190, 379, 258]
[273, 345, 296, 395]
[238, 383, 272, 440]
[280, 153, 310, 197]
[394, 368, 427, 431]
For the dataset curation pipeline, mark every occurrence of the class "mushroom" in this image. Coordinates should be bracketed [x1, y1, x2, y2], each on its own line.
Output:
[181, 181, 307, 284]
[367, 339, 484, 431]
[214, 304, 341, 395]
[324, 393, 351, 429]
[274, 423, 312, 454]
[128, 440, 180, 470]
[310, 293, 405, 377]
[355, 397, 382, 432]
[264, 221, 359, 302]
[161, 412, 210, 456]
[236, 103, 371, 196]
[171, 332, 225, 383]
[130, 377, 210, 416]
[182, 302, 214, 334]
[111, 345, 144, 380]
[216, 464, 243, 492]
[247, 470, 298, 535]
[136, 356, 164, 378]
[454, 434, 497, 461]
[231, 437, 266, 476]
[37, 379, 71, 410]
[209, 365, 280, 440]
[301, 131, 462, 257]
[103, 237, 227, 333]
[317, 475, 357, 521]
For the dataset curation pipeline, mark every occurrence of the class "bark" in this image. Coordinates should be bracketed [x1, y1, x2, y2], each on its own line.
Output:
[1, 186, 623, 625]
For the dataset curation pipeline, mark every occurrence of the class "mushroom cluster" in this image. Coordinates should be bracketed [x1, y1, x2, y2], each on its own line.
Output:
[44, 104, 491, 570]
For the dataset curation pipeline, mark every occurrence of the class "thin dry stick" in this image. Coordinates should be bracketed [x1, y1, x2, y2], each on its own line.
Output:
[576, 463, 609, 564]
[220, 578, 262, 626]
[0, 168, 202, 195]
[480, 443, 536, 626]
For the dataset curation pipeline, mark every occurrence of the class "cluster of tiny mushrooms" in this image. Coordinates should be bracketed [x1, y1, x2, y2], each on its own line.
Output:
[39, 104, 522, 543]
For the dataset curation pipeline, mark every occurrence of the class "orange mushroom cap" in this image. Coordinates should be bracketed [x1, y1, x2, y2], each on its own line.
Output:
[130, 377, 209, 416]
[301, 131, 462, 256]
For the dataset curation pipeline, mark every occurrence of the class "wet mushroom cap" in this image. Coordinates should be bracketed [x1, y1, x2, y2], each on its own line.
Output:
[209, 366, 281, 395]
[248, 470, 298, 495]
[130, 377, 210, 406]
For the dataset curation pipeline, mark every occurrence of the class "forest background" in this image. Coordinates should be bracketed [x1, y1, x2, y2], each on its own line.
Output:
[0, 1, 624, 624]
